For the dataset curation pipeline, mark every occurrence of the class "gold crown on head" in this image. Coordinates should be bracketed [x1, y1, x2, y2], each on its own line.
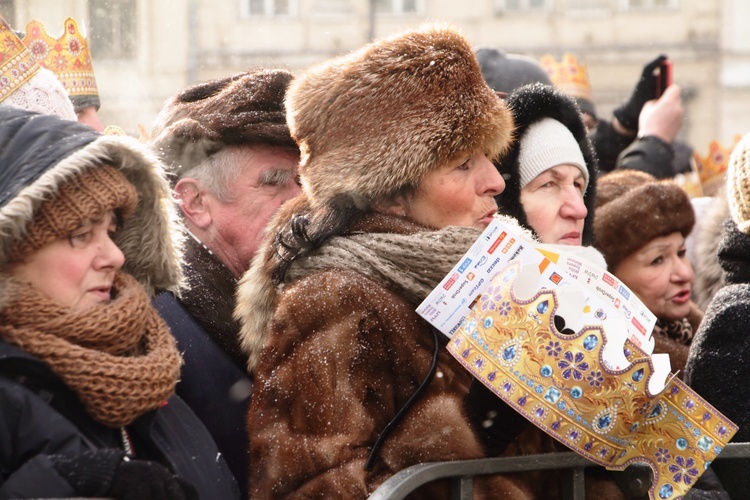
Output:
[23, 17, 98, 104]
[539, 53, 593, 103]
[0, 16, 40, 103]
[694, 136, 741, 196]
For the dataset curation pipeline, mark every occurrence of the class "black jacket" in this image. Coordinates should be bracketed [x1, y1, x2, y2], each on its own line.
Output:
[684, 219, 750, 498]
[0, 339, 239, 499]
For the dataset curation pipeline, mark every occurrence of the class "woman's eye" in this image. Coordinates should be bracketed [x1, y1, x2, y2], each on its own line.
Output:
[68, 230, 93, 248]
[650, 256, 664, 266]
[457, 159, 470, 170]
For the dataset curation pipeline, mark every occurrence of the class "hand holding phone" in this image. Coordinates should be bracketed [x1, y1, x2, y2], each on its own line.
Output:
[655, 59, 673, 99]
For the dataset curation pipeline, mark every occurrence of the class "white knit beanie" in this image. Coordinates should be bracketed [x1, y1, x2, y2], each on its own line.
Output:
[3, 67, 77, 121]
[518, 117, 588, 190]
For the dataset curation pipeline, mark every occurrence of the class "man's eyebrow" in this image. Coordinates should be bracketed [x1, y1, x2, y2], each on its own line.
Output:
[260, 168, 293, 184]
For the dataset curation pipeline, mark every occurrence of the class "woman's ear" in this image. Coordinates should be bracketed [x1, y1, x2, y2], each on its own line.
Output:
[371, 196, 408, 217]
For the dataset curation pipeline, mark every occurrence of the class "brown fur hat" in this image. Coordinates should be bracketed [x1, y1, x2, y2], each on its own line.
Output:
[150, 69, 298, 183]
[594, 169, 695, 271]
[286, 25, 515, 209]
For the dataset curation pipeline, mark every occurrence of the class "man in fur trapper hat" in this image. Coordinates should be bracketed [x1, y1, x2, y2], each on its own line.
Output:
[495, 82, 599, 246]
[149, 69, 301, 496]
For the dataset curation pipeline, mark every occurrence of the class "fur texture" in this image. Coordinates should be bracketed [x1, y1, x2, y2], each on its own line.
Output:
[495, 82, 599, 245]
[693, 191, 729, 310]
[150, 69, 298, 181]
[244, 214, 532, 498]
[0, 110, 183, 300]
[594, 170, 694, 271]
[286, 25, 514, 209]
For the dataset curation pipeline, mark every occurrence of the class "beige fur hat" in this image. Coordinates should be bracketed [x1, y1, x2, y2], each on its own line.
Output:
[286, 25, 515, 209]
[594, 169, 695, 271]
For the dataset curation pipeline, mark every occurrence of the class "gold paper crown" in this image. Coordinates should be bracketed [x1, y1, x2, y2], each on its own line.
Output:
[23, 17, 98, 108]
[448, 260, 736, 499]
[539, 53, 593, 104]
[0, 16, 40, 103]
[693, 136, 741, 196]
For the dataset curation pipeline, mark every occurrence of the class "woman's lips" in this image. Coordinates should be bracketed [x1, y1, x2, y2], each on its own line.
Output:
[558, 232, 582, 245]
[672, 289, 691, 304]
[88, 286, 112, 301]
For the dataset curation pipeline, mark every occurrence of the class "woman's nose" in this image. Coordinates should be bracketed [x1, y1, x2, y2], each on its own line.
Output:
[674, 255, 695, 283]
[479, 155, 505, 196]
[96, 235, 126, 271]
[560, 188, 588, 221]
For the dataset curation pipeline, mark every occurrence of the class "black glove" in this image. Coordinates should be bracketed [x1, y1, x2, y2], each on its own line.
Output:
[50, 448, 124, 497]
[466, 378, 529, 456]
[613, 55, 668, 131]
[107, 458, 199, 500]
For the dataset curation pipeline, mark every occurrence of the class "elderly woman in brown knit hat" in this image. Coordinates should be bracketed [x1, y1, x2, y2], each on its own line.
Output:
[594, 169, 700, 375]
[234, 25, 537, 498]
[0, 107, 239, 499]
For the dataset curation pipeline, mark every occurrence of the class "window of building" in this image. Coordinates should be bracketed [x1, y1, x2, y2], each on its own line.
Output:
[620, 0, 678, 9]
[373, 0, 424, 15]
[89, 0, 137, 60]
[495, 0, 551, 13]
[0, 0, 15, 25]
[242, 0, 298, 17]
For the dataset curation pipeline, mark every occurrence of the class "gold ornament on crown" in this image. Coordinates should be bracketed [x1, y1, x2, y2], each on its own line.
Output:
[0, 16, 40, 103]
[539, 53, 593, 104]
[447, 260, 737, 499]
[693, 136, 742, 197]
[23, 17, 98, 100]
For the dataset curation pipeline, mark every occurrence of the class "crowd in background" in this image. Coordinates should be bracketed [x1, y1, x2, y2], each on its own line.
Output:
[1, 13, 750, 500]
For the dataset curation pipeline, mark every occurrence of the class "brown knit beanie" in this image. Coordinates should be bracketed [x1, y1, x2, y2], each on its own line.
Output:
[10, 165, 138, 261]
[594, 169, 695, 271]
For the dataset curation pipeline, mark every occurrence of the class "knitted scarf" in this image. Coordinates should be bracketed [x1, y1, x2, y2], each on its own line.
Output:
[0, 272, 182, 428]
[285, 225, 484, 306]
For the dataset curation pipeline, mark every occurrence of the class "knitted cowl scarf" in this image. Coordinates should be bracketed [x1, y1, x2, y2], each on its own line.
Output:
[284, 223, 484, 306]
[0, 271, 182, 428]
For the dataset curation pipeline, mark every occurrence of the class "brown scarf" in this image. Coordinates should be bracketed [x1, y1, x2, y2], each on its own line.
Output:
[0, 272, 182, 428]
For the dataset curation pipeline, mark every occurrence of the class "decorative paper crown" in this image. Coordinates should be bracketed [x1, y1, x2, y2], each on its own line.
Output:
[693, 136, 741, 196]
[0, 17, 40, 102]
[448, 260, 736, 500]
[539, 53, 595, 115]
[23, 17, 99, 111]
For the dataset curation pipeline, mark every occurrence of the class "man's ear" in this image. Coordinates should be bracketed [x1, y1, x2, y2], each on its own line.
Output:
[175, 178, 212, 229]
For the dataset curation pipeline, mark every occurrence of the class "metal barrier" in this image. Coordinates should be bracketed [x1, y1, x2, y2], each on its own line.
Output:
[368, 442, 750, 500]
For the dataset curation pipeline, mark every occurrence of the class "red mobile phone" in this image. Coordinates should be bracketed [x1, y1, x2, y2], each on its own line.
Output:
[655, 59, 673, 99]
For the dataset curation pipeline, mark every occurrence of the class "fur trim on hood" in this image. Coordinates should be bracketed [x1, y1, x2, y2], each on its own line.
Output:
[594, 169, 695, 271]
[495, 83, 598, 245]
[287, 24, 514, 209]
[0, 107, 183, 299]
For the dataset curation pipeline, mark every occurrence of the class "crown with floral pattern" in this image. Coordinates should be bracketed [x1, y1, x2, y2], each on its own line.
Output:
[693, 136, 741, 196]
[23, 17, 99, 110]
[539, 53, 593, 105]
[448, 260, 737, 499]
[0, 16, 40, 103]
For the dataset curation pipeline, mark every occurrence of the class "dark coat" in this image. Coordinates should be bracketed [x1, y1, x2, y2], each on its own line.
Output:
[685, 218, 750, 497]
[0, 339, 239, 499]
[155, 291, 251, 497]
[496, 83, 599, 246]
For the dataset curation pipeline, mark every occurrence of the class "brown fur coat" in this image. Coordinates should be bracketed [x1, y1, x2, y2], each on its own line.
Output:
[243, 213, 531, 499]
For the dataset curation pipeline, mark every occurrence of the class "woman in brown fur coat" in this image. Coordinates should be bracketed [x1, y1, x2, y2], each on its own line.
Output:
[235, 26, 533, 498]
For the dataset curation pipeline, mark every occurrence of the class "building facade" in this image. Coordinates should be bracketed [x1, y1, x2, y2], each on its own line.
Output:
[2, 0, 749, 159]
